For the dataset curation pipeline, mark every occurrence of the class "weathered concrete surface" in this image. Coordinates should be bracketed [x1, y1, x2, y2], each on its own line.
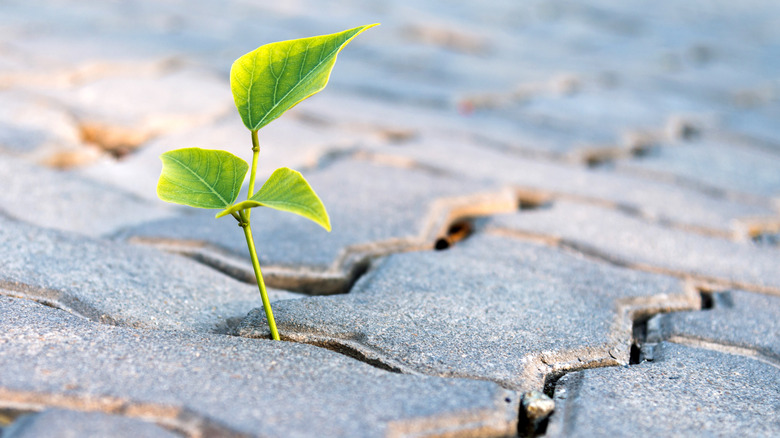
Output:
[240, 234, 698, 390]
[0, 296, 519, 438]
[483, 200, 780, 293]
[3, 409, 180, 438]
[360, 133, 776, 237]
[661, 290, 780, 359]
[615, 137, 780, 200]
[546, 342, 780, 437]
[1, 0, 779, 435]
[81, 114, 364, 202]
[0, 155, 175, 237]
[0, 90, 82, 162]
[0, 215, 300, 333]
[121, 158, 515, 294]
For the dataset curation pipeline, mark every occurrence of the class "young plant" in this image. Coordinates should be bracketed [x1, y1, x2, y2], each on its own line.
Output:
[156, 24, 378, 340]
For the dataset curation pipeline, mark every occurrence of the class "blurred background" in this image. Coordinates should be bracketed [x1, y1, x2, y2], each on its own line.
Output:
[0, 0, 778, 227]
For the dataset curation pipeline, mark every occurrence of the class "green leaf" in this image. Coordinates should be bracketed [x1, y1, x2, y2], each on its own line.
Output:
[217, 167, 331, 231]
[157, 148, 248, 209]
[231, 23, 378, 131]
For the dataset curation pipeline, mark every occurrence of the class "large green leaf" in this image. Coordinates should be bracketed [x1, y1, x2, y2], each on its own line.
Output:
[217, 167, 330, 231]
[231, 23, 378, 131]
[157, 148, 248, 209]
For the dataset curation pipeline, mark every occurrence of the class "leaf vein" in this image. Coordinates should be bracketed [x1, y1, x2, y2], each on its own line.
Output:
[165, 154, 229, 206]
[253, 29, 360, 129]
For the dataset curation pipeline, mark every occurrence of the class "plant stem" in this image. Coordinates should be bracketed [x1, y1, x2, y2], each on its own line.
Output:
[246, 130, 260, 220]
[239, 210, 280, 340]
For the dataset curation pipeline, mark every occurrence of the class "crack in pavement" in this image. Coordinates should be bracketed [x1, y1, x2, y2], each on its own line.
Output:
[131, 188, 518, 295]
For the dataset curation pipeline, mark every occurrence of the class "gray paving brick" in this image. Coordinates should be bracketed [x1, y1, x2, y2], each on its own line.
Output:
[120, 159, 514, 294]
[42, 69, 232, 150]
[724, 106, 780, 154]
[661, 290, 780, 359]
[546, 342, 780, 437]
[483, 200, 780, 293]
[0, 296, 518, 438]
[3, 409, 180, 438]
[80, 113, 366, 202]
[0, 215, 299, 333]
[1, 0, 778, 436]
[365, 134, 776, 235]
[0, 91, 81, 160]
[615, 137, 780, 199]
[239, 234, 697, 390]
[468, 87, 712, 159]
[0, 155, 174, 237]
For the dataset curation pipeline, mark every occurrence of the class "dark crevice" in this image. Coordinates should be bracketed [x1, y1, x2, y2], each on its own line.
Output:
[697, 287, 734, 310]
[629, 142, 656, 159]
[699, 290, 715, 310]
[629, 342, 642, 365]
[751, 231, 780, 246]
[632, 317, 648, 351]
[518, 391, 553, 437]
[0, 407, 36, 429]
[342, 259, 371, 292]
[517, 195, 553, 211]
[585, 152, 614, 169]
[434, 220, 473, 250]
[293, 339, 404, 374]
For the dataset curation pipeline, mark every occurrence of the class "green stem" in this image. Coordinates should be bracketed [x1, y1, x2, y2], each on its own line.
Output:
[239, 210, 280, 340]
[246, 130, 260, 220]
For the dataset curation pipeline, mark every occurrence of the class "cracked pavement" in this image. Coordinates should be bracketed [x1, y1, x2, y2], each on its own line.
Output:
[1, 1, 778, 437]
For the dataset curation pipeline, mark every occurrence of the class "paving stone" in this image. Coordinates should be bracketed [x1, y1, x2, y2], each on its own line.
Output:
[3, 409, 180, 438]
[1, 0, 779, 435]
[239, 234, 697, 390]
[546, 342, 780, 437]
[615, 137, 780, 199]
[471, 87, 713, 159]
[0, 296, 519, 438]
[364, 134, 776, 235]
[80, 111, 366, 202]
[302, 87, 630, 160]
[0, 0, 242, 76]
[42, 68, 232, 151]
[0, 154, 175, 237]
[724, 105, 780, 154]
[0, 215, 300, 333]
[120, 158, 515, 294]
[661, 290, 780, 359]
[483, 200, 780, 293]
[0, 90, 82, 160]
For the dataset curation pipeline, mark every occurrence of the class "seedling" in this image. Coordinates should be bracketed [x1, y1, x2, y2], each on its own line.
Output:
[156, 24, 378, 340]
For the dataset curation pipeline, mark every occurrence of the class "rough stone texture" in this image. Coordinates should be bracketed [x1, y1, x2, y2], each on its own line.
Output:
[483, 200, 780, 293]
[0, 296, 519, 438]
[48, 69, 230, 130]
[0, 215, 300, 333]
[726, 106, 780, 153]
[0, 154, 175, 237]
[120, 159, 515, 294]
[0, 90, 82, 161]
[546, 342, 780, 437]
[615, 137, 780, 200]
[1, 0, 779, 435]
[3, 409, 180, 438]
[361, 133, 776, 236]
[80, 113, 365, 202]
[240, 234, 698, 390]
[661, 290, 780, 359]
